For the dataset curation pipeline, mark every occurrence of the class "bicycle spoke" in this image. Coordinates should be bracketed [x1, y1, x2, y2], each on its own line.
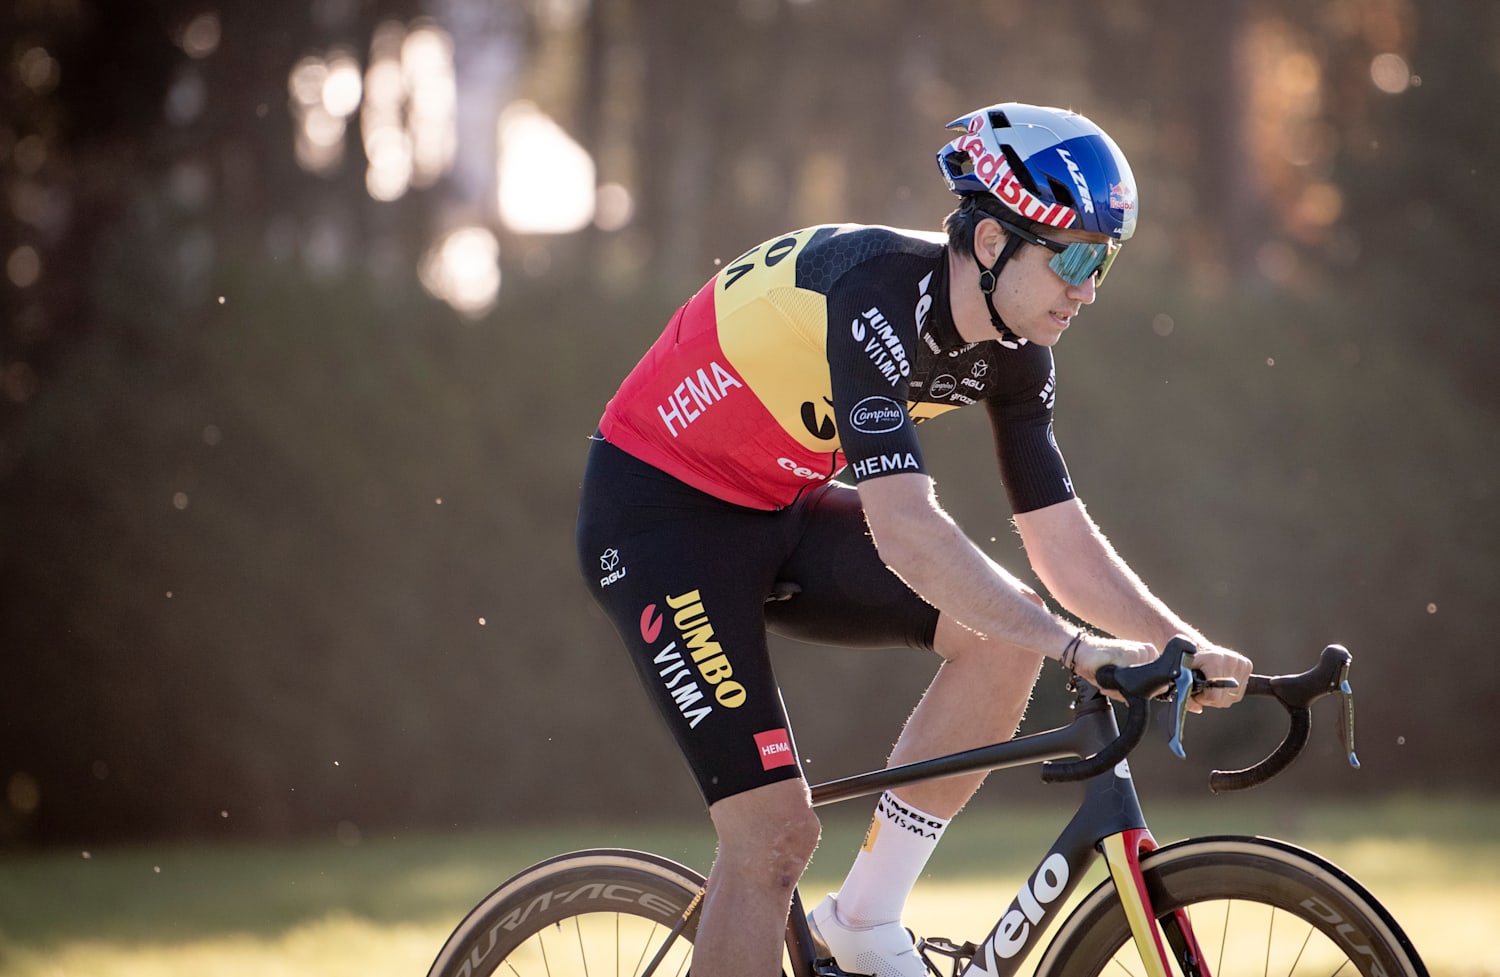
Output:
[573, 916, 590, 977]
[1086, 893, 1408, 977]
[1217, 901, 1228, 977]
[1282, 910, 1315, 977]
[1264, 902, 1273, 977]
[629, 920, 653, 977]
[483, 913, 693, 977]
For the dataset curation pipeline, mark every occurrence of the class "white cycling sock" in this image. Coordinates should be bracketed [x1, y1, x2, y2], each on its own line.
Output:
[834, 790, 949, 927]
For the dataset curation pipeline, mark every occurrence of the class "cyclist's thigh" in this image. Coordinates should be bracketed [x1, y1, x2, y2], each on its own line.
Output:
[577, 437, 804, 805]
[765, 478, 939, 651]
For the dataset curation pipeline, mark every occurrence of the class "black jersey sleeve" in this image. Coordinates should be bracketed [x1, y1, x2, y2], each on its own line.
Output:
[984, 344, 1076, 512]
[825, 254, 928, 484]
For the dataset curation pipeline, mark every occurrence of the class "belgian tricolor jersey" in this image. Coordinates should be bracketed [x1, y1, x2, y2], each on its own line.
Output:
[598, 224, 1075, 513]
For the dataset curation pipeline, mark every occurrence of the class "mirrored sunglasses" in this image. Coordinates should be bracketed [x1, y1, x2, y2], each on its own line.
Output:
[995, 217, 1120, 286]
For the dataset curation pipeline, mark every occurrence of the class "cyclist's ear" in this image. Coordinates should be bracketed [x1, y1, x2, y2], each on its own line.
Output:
[973, 217, 1007, 265]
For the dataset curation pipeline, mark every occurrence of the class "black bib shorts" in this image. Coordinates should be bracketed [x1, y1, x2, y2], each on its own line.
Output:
[576, 436, 940, 806]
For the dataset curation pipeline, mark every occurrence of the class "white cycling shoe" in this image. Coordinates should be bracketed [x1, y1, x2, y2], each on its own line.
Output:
[807, 893, 927, 977]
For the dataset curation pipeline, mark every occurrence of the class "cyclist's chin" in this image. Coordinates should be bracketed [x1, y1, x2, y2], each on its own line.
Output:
[1015, 319, 1066, 347]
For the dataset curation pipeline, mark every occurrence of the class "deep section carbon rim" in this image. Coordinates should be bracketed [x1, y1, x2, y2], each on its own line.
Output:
[426, 850, 705, 977]
[1040, 837, 1427, 977]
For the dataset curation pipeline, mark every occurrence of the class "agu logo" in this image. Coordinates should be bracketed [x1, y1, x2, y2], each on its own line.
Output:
[600, 548, 626, 588]
[754, 729, 795, 770]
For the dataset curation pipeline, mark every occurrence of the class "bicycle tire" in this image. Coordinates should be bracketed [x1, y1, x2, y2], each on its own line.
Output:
[1037, 835, 1427, 977]
[426, 848, 708, 977]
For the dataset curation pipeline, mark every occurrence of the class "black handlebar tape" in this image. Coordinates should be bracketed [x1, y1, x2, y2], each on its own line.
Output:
[1039, 638, 1196, 784]
[1206, 646, 1350, 792]
[1209, 705, 1311, 792]
[1040, 683, 1151, 783]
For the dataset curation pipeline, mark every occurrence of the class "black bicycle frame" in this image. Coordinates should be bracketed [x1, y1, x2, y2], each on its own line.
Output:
[789, 692, 1154, 977]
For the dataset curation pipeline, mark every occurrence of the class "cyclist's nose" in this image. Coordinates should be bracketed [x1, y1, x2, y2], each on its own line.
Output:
[1067, 274, 1098, 305]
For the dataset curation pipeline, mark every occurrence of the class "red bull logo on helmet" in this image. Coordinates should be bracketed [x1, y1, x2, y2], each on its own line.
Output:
[957, 116, 1077, 230]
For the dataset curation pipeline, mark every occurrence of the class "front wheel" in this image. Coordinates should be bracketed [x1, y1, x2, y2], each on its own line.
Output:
[426, 849, 706, 977]
[1038, 835, 1427, 977]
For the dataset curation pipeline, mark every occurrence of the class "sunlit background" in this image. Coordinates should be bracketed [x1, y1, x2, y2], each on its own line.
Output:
[5, 2, 1427, 323]
[1, 0, 1495, 854]
[283, 12, 614, 316]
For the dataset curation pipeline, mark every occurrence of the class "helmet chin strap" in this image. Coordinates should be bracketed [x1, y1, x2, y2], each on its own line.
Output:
[975, 234, 1026, 341]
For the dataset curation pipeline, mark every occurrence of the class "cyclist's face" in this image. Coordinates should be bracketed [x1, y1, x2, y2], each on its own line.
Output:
[976, 220, 1106, 348]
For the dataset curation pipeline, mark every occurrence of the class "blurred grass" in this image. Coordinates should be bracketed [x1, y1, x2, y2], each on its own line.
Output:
[0, 795, 1494, 977]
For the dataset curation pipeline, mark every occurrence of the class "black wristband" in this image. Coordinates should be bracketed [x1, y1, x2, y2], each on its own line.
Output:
[1061, 630, 1084, 673]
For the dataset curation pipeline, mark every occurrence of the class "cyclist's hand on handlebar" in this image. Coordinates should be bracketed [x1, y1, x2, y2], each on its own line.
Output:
[1072, 637, 1157, 693]
[1185, 645, 1253, 713]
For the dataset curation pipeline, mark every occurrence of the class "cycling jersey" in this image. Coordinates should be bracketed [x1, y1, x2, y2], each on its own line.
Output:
[598, 224, 1075, 513]
[582, 223, 1079, 805]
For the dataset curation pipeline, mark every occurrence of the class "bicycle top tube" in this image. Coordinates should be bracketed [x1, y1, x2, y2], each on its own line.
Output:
[808, 694, 1119, 808]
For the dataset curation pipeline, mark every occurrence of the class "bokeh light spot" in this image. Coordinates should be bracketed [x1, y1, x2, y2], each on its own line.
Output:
[498, 101, 595, 234]
[1370, 53, 1412, 94]
[420, 226, 501, 318]
[179, 13, 222, 58]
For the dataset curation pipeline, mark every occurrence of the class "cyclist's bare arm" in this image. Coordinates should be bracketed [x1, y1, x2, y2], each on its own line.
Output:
[1014, 496, 1251, 707]
[856, 472, 1153, 680]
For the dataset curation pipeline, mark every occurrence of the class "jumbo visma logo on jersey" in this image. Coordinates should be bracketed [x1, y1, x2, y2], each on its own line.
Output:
[851, 305, 910, 386]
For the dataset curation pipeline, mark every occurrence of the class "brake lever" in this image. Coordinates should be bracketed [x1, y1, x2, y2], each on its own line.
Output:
[1335, 653, 1360, 769]
[1166, 669, 1241, 760]
[1042, 637, 1195, 784]
[1166, 665, 1195, 759]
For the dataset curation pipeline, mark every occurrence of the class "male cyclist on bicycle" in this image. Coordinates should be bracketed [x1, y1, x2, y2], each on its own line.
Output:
[576, 102, 1253, 977]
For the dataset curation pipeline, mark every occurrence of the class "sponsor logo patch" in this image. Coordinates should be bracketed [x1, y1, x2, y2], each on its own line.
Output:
[850, 452, 920, 479]
[640, 604, 663, 643]
[655, 361, 744, 438]
[848, 396, 905, 434]
[754, 728, 795, 770]
[600, 548, 626, 588]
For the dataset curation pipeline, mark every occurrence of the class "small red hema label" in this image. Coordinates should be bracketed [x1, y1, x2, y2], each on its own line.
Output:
[754, 729, 795, 770]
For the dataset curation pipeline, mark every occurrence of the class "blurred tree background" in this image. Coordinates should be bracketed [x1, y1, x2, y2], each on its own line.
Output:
[1, 0, 1496, 848]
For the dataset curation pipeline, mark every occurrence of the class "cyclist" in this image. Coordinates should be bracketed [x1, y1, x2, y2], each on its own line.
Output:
[576, 102, 1253, 977]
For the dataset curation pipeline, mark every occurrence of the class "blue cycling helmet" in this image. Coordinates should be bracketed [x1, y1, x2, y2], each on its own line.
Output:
[937, 102, 1138, 242]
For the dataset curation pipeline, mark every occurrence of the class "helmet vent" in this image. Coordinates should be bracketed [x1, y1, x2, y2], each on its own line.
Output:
[988, 110, 1012, 129]
[1001, 145, 1041, 196]
[1046, 176, 1078, 210]
[945, 149, 975, 179]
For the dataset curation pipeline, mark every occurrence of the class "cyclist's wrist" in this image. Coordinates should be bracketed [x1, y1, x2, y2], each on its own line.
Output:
[1060, 629, 1084, 673]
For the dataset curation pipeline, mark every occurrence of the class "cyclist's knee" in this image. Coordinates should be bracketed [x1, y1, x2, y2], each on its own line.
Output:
[709, 780, 821, 884]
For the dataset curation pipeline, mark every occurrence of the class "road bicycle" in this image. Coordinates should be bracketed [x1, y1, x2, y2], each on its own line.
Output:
[426, 638, 1427, 977]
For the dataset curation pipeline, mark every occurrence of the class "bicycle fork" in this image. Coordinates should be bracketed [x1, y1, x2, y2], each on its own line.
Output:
[1100, 828, 1210, 977]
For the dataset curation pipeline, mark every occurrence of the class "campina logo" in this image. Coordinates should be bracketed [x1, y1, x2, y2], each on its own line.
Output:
[849, 396, 905, 434]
